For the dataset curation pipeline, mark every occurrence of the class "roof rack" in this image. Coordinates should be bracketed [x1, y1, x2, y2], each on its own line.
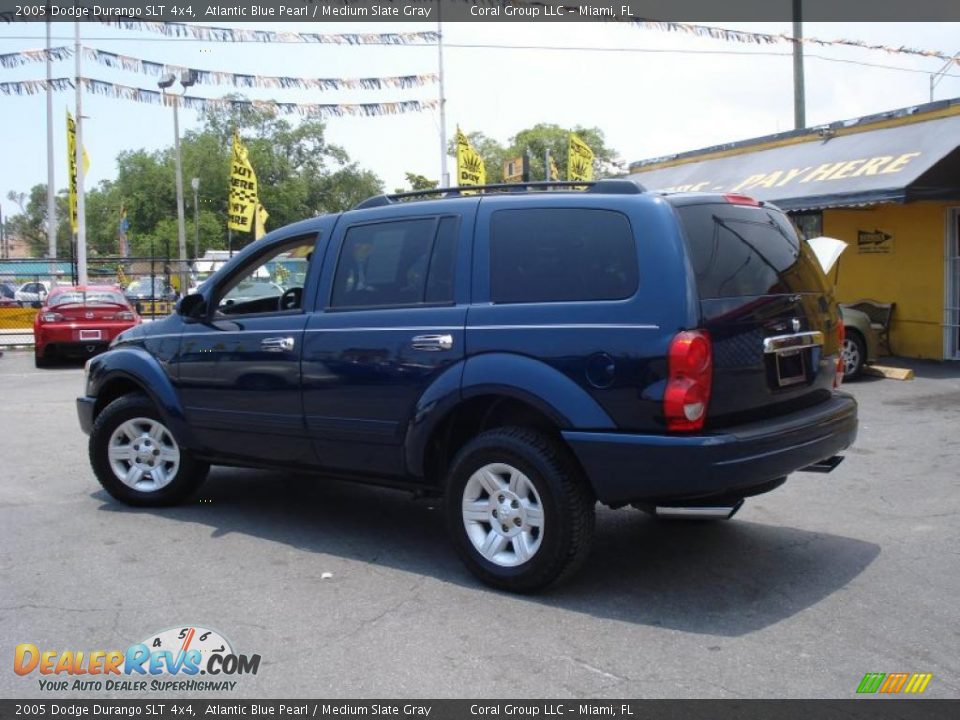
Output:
[353, 179, 646, 210]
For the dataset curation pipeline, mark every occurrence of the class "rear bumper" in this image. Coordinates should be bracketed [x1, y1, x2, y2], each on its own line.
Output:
[77, 396, 95, 435]
[563, 393, 858, 506]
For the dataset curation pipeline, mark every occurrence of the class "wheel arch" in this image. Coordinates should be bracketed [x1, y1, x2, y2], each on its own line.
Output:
[88, 349, 197, 450]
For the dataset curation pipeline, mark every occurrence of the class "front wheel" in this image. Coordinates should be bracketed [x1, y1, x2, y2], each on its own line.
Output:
[444, 427, 595, 593]
[89, 393, 209, 506]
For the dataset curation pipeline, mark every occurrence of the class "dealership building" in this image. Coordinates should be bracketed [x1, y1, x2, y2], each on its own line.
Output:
[628, 98, 960, 361]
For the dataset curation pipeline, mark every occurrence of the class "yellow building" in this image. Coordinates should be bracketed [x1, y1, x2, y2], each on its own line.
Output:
[628, 98, 960, 360]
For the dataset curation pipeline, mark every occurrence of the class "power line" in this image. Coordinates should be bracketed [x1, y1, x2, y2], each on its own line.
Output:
[10, 36, 960, 80]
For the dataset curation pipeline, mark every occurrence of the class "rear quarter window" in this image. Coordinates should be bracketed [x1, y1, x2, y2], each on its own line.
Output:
[490, 208, 638, 303]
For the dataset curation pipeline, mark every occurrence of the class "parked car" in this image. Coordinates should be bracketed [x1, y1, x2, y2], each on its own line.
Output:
[0, 282, 17, 307]
[839, 307, 879, 380]
[34, 285, 140, 367]
[15, 281, 50, 306]
[124, 277, 179, 304]
[76, 181, 857, 592]
[804, 236, 880, 380]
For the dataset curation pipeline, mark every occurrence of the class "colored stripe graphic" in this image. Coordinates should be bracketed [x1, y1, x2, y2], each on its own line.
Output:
[857, 673, 885, 694]
[880, 672, 910, 693]
[904, 673, 933, 694]
[857, 672, 933, 694]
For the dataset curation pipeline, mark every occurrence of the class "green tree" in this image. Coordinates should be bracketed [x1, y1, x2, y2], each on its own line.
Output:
[508, 124, 622, 181]
[4, 185, 71, 257]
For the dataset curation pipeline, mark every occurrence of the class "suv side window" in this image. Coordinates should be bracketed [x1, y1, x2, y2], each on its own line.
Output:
[331, 216, 458, 309]
[213, 236, 316, 316]
[490, 208, 638, 304]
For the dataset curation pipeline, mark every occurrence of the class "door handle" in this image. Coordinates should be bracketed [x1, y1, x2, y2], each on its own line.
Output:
[261, 336, 295, 352]
[410, 334, 454, 352]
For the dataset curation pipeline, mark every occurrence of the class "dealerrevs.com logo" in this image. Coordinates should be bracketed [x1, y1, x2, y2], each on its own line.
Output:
[14, 626, 261, 692]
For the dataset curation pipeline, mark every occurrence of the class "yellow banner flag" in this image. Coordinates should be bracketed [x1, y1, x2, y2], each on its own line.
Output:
[66, 110, 90, 234]
[455, 128, 486, 189]
[567, 133, 594, 182]
[255, 203, 269, 240]
[228, 130, 257, 232]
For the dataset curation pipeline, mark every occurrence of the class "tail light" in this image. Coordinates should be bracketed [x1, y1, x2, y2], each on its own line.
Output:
[40, 312, 64, 323]
[665, 329, 713, 432]
[117, 311, 135, 321]
[834, 322, 845, 388]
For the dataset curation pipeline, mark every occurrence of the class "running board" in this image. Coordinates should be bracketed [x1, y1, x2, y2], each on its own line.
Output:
[655, 499, 743, 520]
[799, 455, 845, 473]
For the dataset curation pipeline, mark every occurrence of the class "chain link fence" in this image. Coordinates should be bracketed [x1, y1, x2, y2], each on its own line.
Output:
[0, 256, 211, 346]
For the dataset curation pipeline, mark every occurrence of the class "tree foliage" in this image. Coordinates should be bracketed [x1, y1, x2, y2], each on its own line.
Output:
[3, 104, 384, 259]
[442, 124, 625, 185]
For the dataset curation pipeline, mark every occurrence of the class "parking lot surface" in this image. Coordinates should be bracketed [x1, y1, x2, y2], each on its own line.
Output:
[0, 349, 957, 698]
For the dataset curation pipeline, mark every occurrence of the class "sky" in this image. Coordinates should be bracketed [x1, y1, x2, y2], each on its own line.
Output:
[1, 18, 959, 220]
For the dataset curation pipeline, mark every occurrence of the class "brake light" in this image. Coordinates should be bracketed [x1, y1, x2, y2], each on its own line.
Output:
[117, 311, 135, 321]
[40, 312, 64, 323]
[834, 322, 845, 388]
[665, 330, 713, 432]
[723, 193, 761, 206]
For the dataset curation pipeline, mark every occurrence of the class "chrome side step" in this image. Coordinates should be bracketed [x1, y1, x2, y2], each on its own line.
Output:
[655, 499, 744, 520]
[799, 455, 845, 473]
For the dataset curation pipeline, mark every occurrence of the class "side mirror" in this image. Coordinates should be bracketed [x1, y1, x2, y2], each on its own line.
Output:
[177, 292, 206, 320]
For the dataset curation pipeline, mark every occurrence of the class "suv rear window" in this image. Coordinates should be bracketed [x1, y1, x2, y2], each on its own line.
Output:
[490, 208, 638, 303]
[675, 203, 824, 298]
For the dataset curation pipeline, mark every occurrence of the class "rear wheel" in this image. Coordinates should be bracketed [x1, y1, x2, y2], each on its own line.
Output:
[90, 393, 208, 506]
[34, 350, 50, 368]
[444, 427, 594, 593]
[842, 330, 866, 380]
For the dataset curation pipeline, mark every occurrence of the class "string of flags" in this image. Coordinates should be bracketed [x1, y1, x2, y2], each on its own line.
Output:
[623, 19, 960, 65]
[80, 47, 438, 91]
[0, 46, 438, 92]
[0, 78, 441, 118]
[98, 20, 439, 46]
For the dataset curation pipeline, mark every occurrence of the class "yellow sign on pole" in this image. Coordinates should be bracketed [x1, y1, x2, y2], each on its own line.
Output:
[228, 131, 257, 232]
[456, 128, 486, 189]
[66, 110, 90, 234]
[567, 133, 595, 182]
[255, 203, 269, 240]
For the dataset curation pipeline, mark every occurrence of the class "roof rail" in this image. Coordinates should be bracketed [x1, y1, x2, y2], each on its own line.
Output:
[353, 179, 645, 210]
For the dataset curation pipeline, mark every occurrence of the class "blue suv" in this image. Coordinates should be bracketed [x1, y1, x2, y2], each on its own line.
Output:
[77, 181, 857, 592]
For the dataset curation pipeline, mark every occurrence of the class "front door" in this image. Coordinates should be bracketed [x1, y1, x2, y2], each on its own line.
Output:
[176, 233, 323, 464]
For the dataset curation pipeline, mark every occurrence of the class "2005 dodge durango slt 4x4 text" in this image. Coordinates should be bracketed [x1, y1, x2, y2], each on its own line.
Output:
[77, 180, 858, 592]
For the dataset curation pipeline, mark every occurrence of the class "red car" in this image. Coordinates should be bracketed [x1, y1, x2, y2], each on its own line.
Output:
[33, 285, 141, 367]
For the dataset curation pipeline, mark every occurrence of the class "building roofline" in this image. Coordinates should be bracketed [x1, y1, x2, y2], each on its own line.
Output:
[629, 96, 960, 174]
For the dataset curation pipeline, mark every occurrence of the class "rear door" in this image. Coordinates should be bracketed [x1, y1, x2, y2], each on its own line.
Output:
[671, 199, 842, 427]
[301, 201, 475, 476]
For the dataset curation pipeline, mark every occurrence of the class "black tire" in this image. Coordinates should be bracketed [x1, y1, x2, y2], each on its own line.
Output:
[34, 351, 50, 368]
[444, 427, 595, 593]
[842, 330, 866, 381]
[89, 393, 209, 507]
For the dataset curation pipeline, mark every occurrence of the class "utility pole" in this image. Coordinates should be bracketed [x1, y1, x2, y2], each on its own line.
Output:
[792, 0, 806, 130]
[46, 14, 57, 261]
[74, 21, 87, 286]
[930, 52, 960, 101]
[437, 16, 449, 187]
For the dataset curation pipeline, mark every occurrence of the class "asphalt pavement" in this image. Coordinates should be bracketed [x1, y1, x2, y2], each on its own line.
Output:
[0, 350, 957, 699]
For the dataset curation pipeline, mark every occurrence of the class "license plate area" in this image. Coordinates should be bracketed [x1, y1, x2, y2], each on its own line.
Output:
[775, 348, 807, 387]
[78, 329, 102, 341]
